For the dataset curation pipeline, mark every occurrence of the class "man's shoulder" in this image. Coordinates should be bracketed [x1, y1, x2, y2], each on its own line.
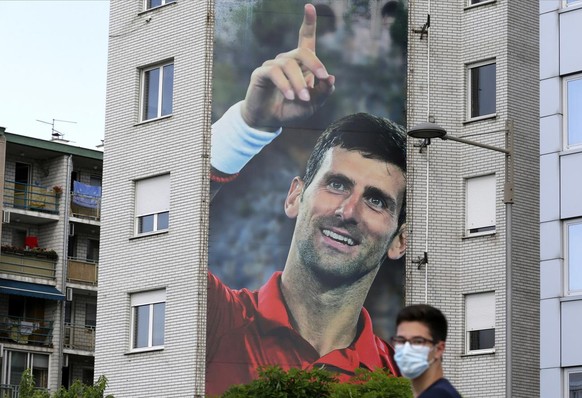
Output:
[419, 378, 461, 398]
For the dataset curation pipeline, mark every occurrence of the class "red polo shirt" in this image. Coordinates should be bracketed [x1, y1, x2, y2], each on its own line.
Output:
[206, 272, 400, 396]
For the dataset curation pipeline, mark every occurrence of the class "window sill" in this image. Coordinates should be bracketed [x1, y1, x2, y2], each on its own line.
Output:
[461, 348, 495, 357]
[560, 294, 582, 302]
[462, 230, 496, 239]
[126, 346, 164, 355]
[464, 0, 496, 11]
[135, 114, 173, 126]
[560, 1, 582, 13]
[463, 113, 497, 125]
[560, 145, 582, 157]
[130, 230, 169, 240]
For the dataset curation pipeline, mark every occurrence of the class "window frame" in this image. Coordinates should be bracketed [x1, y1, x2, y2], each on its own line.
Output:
[466, 60, 497, 121]
[566, 368, 582, 398]
[139, 61, 174, 122]
[564, 219, 582, 296]
[129, 289, 166, 353]
[144, 0, 176, 11]
[465, 174, 496, 237]
[134, 174, 170, 237]
[563, 73, 582, 150]
[466, 0, 496, 8]
[2, 350, 49, 388]
[464, 291, 496, 354]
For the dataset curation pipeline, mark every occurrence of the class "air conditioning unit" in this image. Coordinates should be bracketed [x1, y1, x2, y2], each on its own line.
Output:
[66, 287, 73, 302]
[2, 210, 10, 224]
[69, 222, 75, 237]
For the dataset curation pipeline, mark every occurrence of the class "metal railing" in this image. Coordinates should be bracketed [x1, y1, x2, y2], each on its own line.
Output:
[0, 252, 57, 280]
[64, 323, 95, 352]
[0, 316, 54, 347]
[0, 384, 19, 398]
[70, 192, 101, 221]
[3, 180, 59, 214]
[67, 258, 98, 285]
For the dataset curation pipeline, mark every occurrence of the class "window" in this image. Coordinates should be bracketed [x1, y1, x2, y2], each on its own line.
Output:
[145, 0, 175, 10]
[3, 351, 49, 388]
[140, 62, 174, 121]
[465, 174, 496, 235]
[465, 292, 495, 353]
[565, 74, 582, 148]
[567, 369, 582, 398]
[130, 290, 166, 350]
[566, 220, 582, 295]
[85, 303, 97, 328]
[468, 61, 496, 119]
[135, 174, 170, 235]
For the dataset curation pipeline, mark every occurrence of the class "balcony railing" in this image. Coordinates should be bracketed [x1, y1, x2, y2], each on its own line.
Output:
[70, 192, 101, 221]
[64, 323, 95, 352]
[67, 258, 98, 285]
[0, 315, 54, 347]
[0, 252, 57, 280]
[3, 180, 59, 214]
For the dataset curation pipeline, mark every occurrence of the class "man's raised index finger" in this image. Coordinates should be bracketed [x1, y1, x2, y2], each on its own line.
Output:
[298, 3, 317, 51]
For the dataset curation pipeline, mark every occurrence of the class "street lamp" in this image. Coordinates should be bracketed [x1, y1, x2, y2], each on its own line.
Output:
[407, 120, 514, 397]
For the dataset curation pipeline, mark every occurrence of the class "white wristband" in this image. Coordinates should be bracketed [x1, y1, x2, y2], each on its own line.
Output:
[211, 101, 283, 175]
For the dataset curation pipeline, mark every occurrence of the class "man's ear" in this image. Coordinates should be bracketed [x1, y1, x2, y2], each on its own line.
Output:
[387, 224, 407, 260]
[284, 177, 304, 219]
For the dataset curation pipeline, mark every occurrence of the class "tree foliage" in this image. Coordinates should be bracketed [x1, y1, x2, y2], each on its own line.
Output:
[18, 369, 114, 398]
[219, 366, 412, 398]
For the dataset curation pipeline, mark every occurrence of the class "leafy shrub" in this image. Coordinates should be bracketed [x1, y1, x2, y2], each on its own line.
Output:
[18, 369, 114, 398]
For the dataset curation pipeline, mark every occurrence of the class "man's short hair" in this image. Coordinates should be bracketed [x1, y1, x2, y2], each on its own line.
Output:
[396, 304, 448, 343]
[302, 113, 407, 228]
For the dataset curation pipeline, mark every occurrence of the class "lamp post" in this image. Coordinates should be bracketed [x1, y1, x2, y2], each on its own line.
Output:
[407, 121, 514, 398]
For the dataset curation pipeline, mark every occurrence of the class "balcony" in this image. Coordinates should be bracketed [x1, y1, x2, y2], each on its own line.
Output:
[3, 180, 59, 214]
[67, 258, 98, 286]
[70, 183, 101, 221]
[64, 323, 95, 352]
[0, 250, 57, 280]
[0, 315, 54, 347]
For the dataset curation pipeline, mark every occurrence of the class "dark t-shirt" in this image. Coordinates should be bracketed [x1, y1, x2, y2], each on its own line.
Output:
[419, 378, 462, 398]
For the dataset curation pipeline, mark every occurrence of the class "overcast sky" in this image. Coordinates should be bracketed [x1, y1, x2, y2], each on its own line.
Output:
[0, 0, 110, 150]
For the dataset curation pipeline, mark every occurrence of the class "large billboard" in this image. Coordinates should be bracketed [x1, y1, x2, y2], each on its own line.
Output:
[208, 1, 407, 395]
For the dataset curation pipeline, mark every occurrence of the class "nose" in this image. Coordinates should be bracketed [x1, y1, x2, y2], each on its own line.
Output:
[335, 194, 360, 223]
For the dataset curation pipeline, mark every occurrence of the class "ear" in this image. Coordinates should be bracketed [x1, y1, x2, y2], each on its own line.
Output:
[284, 177, 304, 219]
[387, 224, 407, 260]
[434, 340, 446, 361]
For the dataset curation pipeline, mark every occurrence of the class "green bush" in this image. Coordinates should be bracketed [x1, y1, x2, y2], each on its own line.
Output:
[220, 366, 412, 398]
[18, 369, 114, 398]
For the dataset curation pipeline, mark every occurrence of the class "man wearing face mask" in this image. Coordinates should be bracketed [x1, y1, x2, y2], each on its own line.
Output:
[391, 304, 461, 398]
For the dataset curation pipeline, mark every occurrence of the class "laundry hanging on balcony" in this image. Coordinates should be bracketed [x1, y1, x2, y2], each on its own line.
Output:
[72, 181, 101, 209]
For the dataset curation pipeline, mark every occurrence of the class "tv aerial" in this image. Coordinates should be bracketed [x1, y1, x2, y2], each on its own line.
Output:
[36, 118, 76, 142]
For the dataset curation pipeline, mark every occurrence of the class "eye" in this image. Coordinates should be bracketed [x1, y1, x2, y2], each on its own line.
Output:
[367, 196, 386, 209]
[328, 180, 346, 192]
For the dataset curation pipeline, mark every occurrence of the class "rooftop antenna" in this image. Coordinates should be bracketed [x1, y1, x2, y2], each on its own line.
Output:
[36, 118, 76, 142]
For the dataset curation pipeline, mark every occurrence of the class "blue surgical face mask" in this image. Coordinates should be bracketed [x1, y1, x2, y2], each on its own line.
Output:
[394, 342, 434, 379]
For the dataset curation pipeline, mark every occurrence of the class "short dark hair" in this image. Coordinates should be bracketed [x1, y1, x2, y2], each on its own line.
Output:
[396, 304, 448, 343]
[302, 113, 407, 228]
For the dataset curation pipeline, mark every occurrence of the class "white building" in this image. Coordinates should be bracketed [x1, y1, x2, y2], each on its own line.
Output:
[539, 1, 582, 397]
[407, 0, 538, 397]
[0, 127, 102, 394]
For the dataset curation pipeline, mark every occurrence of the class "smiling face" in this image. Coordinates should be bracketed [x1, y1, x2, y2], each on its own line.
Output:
[285, 147, 406, 284]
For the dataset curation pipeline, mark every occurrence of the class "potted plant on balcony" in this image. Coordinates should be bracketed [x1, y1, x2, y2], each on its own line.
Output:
[1, 245, 58, 260]
[52, 185, 63, 197]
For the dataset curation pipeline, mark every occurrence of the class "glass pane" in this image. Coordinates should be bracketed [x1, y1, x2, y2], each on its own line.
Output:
[471, 63, 496, 117]
[9, 351, 27, 385]
[569, 223, 582, 291]
[148, 0, 162, 9]
[32, 353, 49, 388]
[157, 211, 169, 230]
[134, 305, 150, 348]
[139, 214, 155, 234]
[570, 372, 582, 397]
[568, 78, 582, 146]
[85, 303, 97, 327]
[469, 328, 494, 350]
[143, 68, 160, 120]
[152, 302, 165, 346]
[161, 64, 174, 116]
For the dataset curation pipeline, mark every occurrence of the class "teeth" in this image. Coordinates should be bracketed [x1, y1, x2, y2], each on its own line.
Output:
[323, 229, 355, 246]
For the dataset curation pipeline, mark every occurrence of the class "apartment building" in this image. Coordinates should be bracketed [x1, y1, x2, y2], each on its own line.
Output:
[0, 127, 102, 394]
[539, 1, 582, 397]
[406, 1, 538, 397]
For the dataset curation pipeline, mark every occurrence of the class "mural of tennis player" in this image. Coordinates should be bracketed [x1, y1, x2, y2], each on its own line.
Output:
[207, 4, 407, 396]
